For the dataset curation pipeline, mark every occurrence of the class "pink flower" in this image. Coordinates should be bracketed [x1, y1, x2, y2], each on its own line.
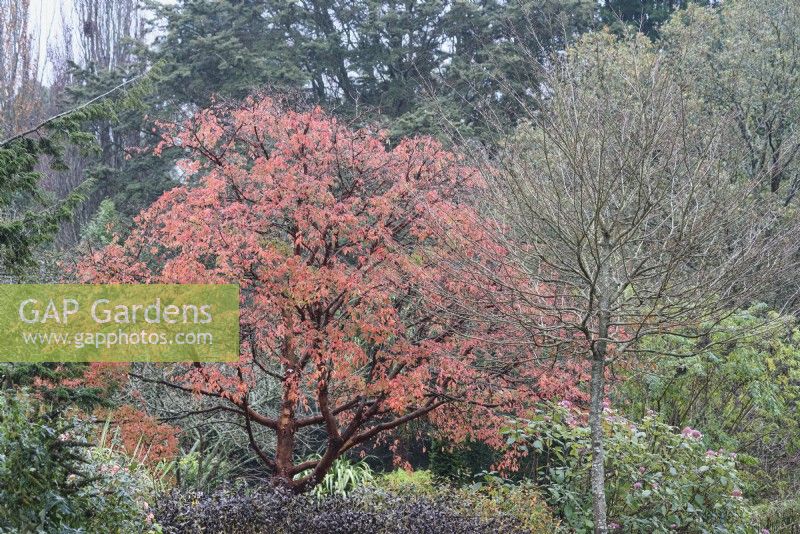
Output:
[731, 488, 743, 498]
[633, 482, 643, 490]
[638, 466, 646, 474]
[609, 522, 620, 530]
[681, 426, 702, 439]
[559, 399, 572, 409]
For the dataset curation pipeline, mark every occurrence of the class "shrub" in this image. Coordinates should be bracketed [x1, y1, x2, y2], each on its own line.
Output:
[372, 469, 557, 532]
[464, 474, 559, 533]
[374, 468, 438, 496]
[0, 392, 155, 533]
[504, 403, 755, 532]
[618, 306, 800, 498]
[753, 497, 800, 533]
[155, 482, 539, 533]
[428, 439, 499, 484]
[83, 446, 161, 530]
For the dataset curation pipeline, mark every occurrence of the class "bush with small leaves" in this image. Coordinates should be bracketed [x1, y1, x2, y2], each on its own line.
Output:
[154, 482, 541, 533]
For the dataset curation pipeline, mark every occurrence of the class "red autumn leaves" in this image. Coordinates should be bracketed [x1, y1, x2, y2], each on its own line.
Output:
[78, 95, 588, 484]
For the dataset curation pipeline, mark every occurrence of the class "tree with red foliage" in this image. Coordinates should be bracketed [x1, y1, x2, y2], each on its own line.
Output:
[79, 95, 587, 491]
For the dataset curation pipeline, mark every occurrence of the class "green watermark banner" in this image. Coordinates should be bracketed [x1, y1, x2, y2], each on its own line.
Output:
[0, 284, 239, 362]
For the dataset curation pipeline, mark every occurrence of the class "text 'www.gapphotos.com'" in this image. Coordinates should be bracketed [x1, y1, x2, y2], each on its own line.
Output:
[20, 330, 214, 349]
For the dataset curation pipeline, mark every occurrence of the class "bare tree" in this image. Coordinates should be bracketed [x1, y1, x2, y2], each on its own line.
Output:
[74, 0, 142, 71]
[45, 0, 146, 246]
[0, 0, 43, 136]
[439, 31, 799, 532]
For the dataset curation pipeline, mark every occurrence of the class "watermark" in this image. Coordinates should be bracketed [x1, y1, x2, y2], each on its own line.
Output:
[0, 284, 239, 362]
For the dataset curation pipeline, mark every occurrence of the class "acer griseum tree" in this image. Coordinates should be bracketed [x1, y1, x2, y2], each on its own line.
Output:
[439, 32, 799, 532]
[79, 94, 588, 492]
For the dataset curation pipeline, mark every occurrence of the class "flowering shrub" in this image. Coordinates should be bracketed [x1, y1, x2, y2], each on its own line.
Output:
[503, 403, 755, 532]
[619, 306, 800, 498]
[85, 446, 162, 529]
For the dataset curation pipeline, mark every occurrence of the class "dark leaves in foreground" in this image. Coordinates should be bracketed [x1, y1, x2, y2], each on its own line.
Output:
[155, 484, 531, 534]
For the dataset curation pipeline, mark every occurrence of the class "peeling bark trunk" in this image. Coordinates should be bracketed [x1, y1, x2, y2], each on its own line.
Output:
[274, 371, 298, 486]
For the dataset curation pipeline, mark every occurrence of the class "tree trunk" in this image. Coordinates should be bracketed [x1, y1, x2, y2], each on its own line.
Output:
[591, 232, 613, 533]
[589, 350, 608, 533]
[275, 372, 298, 486]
